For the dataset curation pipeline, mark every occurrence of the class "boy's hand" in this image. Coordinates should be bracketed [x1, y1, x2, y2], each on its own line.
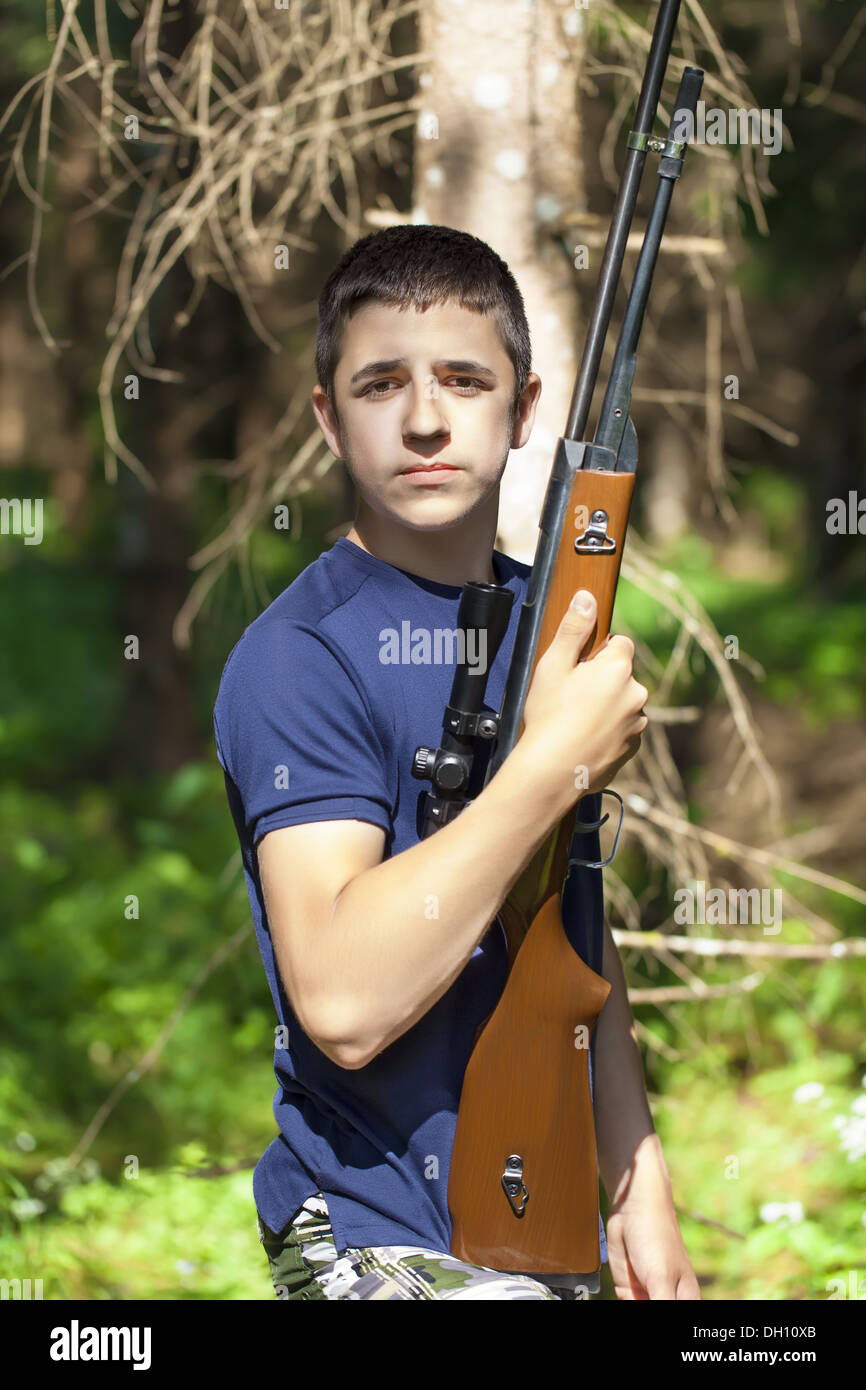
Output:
[520, 589, 648, 811]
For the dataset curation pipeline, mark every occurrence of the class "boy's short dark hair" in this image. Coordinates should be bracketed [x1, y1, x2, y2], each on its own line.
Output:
[315, 224, 532, 409]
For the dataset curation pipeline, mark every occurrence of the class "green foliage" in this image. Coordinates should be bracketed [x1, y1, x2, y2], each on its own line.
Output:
[618, 493, 866, 728]
[0, 569, 121, 779]
[634, 1062, 866, 1301]
[0, 1169, 270, 1299]
[0, 763, 277, 1227]
[0, 475, 340, 1294]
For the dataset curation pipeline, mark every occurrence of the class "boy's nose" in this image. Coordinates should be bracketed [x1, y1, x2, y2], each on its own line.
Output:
[402, 378, 449, 438]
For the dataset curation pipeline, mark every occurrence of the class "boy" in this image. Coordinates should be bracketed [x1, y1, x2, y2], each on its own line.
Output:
[213, 224, 699, 1301]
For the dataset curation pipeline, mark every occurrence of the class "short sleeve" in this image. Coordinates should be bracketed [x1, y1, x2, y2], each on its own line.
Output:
[213, 620, 393, 848]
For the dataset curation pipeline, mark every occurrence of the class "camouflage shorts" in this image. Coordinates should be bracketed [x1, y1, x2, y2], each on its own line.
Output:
[257, 1193, 597, 1301]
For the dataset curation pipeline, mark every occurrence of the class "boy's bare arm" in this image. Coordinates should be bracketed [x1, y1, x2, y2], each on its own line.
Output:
[593, 918, 658, 1202]
[258, 590, 647, 1069]
[258, 734, 567, 1069]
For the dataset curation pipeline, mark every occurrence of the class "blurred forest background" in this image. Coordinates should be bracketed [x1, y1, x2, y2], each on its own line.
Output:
[1, 0, 864, 1301]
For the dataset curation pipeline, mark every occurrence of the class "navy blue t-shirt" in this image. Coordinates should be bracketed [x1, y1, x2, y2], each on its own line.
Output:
[213, 535, 608, 1269]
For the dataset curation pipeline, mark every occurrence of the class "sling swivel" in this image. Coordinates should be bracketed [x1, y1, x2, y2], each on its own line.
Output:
[501, 1154, 529, 1218]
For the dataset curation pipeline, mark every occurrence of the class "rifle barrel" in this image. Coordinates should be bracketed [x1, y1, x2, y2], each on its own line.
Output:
[486, 0, 689, 778]
[565, 0, 683, 442]
[594, 65, 705, 461]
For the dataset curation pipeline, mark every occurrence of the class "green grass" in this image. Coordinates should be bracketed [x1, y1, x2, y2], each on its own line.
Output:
[1, 1168, 270, 1300]
[4, 1051, 863, 1300]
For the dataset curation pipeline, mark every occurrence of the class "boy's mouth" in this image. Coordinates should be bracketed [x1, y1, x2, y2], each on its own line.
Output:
[398, 464, 462, 476]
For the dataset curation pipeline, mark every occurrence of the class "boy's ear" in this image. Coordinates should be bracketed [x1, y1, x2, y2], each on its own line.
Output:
[312, 383, 343, 459]
[510, 372, 542, 449]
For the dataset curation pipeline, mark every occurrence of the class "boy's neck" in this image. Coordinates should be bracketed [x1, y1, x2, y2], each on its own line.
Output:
[345, 510, 500, 588]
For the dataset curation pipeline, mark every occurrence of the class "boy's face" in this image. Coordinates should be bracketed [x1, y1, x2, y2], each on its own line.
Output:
[312, 299, 540, 533]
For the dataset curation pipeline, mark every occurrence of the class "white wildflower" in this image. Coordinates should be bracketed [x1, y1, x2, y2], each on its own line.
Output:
[793, 1082, 824, 1104]
[760, 1201, 804, 1224]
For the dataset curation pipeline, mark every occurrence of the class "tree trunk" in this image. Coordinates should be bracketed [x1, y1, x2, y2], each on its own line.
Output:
[414, 0, 587, 561]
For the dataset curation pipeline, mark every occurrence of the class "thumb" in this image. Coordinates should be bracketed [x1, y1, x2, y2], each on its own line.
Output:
[547, 589, 598, 666]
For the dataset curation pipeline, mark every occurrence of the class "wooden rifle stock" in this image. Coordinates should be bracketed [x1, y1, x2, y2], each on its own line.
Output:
[447, 469, 633, 1274]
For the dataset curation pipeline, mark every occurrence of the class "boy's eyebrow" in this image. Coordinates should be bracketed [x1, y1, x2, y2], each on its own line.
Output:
[349, 358, 498, 386]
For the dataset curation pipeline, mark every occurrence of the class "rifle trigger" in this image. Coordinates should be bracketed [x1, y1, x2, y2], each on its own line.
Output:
[501, 1155, 529, 1218]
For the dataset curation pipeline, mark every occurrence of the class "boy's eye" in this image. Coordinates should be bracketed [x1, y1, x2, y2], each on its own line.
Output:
[363, 376, 483, 397]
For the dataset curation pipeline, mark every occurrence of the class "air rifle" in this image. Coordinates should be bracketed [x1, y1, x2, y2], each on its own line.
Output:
[410, 0, 704, 1275]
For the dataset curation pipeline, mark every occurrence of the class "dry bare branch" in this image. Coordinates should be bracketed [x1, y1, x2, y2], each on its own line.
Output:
[613, 929, 866, 958]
